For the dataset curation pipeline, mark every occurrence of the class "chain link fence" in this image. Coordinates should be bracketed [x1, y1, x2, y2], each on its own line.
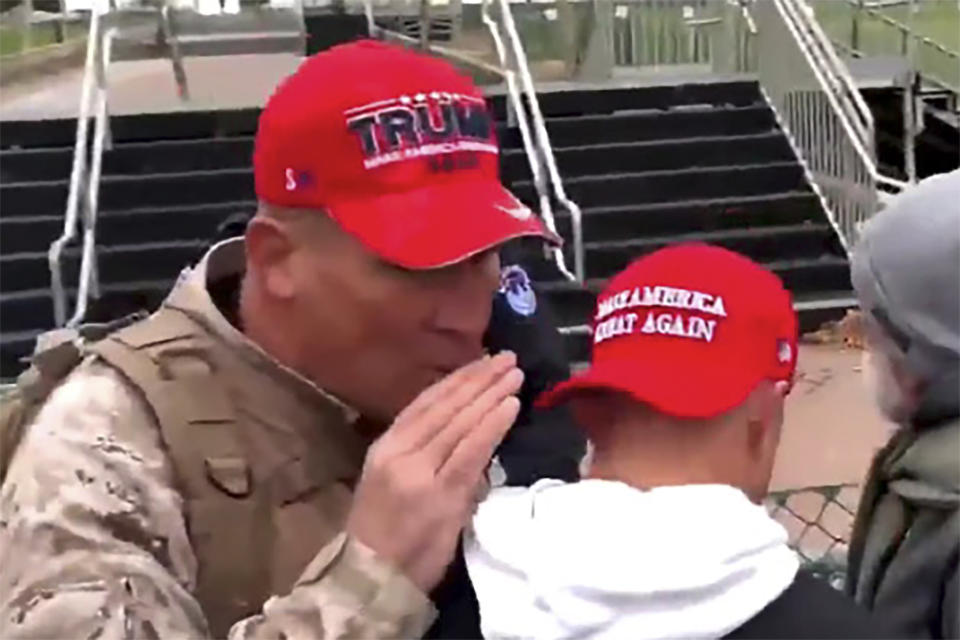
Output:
[766, 483, 860, 590]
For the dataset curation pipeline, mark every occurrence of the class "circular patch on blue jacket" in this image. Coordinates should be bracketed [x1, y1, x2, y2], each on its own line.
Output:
[500, 265, 537, 317]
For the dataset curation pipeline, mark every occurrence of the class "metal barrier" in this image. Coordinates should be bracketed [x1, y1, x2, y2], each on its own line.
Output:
[818, 0, 960, 95]
[365, 0, 584, 282]
[508, 0, 757, 81]
[754, 0, 905, 255]
[611, 0, 717, 68]
[729, 0, 758, 74]
[766, 483, 860, 590]
[1, 0, 72, 56]
[610, 0, 755, 70]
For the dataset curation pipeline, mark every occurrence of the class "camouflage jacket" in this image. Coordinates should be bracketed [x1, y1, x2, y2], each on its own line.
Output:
[0, 239, 435, 639]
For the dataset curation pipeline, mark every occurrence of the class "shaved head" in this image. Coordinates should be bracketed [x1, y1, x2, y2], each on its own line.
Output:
[570, 380, 788, 503]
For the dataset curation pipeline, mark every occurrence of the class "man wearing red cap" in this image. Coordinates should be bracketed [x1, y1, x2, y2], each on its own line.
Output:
[465, 244, 895, 638]
[0, 41, 565, 639]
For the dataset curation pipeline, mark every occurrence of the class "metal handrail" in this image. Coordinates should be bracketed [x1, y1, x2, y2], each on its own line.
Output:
[848, 1, 959, 94]
[787, 0, 909, 194]
[779, 1, 874, 155]
[71, 27, 116, 327]
[486, 0, 580, 282]
[783, 0, 874, 153]
[802, 1, 876, 135]
[50, 0, 312, 329]
[480, 3, 553, 241]
[757, 0, 906, 255]
[735, 0, 758, 35]
[913, 36, 960, 94]
[495, 0, 583, 282]
[48, 6, 103, 328]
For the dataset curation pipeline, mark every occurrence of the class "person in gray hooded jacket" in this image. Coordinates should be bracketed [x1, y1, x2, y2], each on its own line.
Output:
[847, 168, 960, 639]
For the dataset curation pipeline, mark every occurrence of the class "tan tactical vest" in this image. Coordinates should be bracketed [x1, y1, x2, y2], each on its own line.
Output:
[1, 249, 372, 637]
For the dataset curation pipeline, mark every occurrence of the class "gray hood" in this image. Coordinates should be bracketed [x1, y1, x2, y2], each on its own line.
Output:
[851, 169, 960, 404]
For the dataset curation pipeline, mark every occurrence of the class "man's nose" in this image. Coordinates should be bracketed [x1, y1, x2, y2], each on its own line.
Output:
[431, 252, 500, 336]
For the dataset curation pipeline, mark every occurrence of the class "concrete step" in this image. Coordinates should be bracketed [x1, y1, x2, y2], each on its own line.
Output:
[504, 132, 793, 178]
[553, 192, 827, 244]
[539, 254, 851, 328]
[541, 104, 776, 147]
[580, 223, 843, 280]
[0, 201, 252, 254]
[514, 162, 808, 209]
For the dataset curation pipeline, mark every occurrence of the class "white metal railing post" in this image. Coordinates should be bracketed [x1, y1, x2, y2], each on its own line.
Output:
[49, 7, 102, 327]
[481, 2, 547, 213]
[294, 0, 307, 53]
[21, 0, 34, 52]
[417, 0, 430, 48]
[69, 27, 116, 328]
[364, 0, 377, 36]
[903, 67, 918, 184]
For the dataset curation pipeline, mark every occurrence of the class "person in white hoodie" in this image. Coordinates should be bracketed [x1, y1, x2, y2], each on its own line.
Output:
[465, 243, 896, 639]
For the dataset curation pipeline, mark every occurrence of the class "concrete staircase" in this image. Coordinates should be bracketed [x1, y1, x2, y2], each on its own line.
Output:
[0, 79, 853, 378]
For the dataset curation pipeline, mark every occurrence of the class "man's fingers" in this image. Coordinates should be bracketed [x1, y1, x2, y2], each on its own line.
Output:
[392, 355, 492, 426]
[420, 366, 523, 467]
[437, 395, 520, 492]
[390, 352, 517, 453]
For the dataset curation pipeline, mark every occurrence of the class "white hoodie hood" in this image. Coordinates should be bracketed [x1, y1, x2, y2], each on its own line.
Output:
[464, 480, 799, 640]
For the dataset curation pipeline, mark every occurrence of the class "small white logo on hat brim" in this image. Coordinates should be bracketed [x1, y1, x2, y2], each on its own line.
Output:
[495, 203, 532, 221]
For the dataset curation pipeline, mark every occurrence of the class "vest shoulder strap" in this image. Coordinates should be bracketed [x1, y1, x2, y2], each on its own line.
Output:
[0, 312, 148, 482]
[90, 308, 240, 499]
[87, 307, 273, 636]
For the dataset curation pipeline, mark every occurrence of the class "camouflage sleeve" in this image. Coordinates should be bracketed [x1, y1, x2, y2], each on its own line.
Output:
[0, 360, 208, 638]
[230, 534, 437, 639]
[0, 361, 436, 639]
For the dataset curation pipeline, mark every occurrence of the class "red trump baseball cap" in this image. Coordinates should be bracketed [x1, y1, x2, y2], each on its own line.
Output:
[538, 244, 798, 419]
[254, 40, 559, 269]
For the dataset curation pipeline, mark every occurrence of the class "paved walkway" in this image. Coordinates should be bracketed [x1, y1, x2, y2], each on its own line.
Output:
[1, 53, 302, 120]
[767, 342, 891, 563]
[772, 343, 890, 492]
[1, 50, 753, 122]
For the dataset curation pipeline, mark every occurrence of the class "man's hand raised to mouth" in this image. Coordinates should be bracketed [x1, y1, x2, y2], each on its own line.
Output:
[346, 352, 524, 593]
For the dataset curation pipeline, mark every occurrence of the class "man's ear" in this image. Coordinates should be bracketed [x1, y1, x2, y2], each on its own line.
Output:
[245, 216, 297, 300]
[745, 381, 786, 456]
